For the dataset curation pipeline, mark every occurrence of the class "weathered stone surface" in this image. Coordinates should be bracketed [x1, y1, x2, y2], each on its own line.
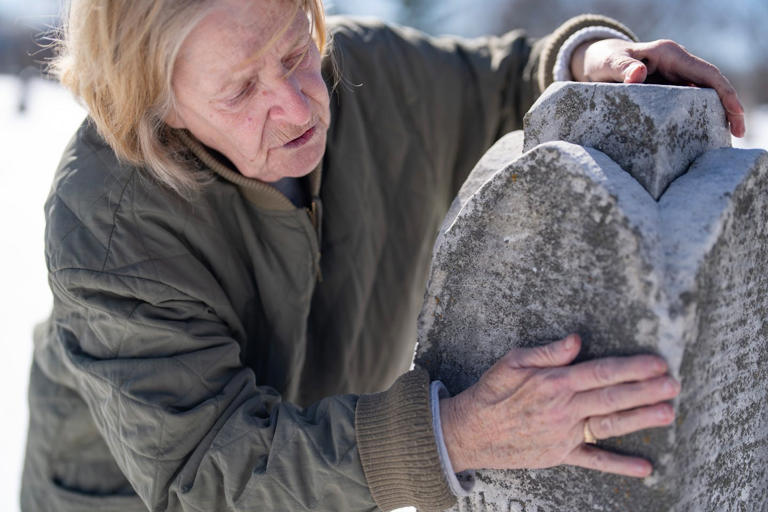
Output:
[661, 148, 768, 510]
[415, 133, 768, 510]
[523, 82, 731, 199]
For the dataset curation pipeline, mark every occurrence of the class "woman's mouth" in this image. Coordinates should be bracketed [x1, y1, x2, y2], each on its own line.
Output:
[284, 125, 316, 149]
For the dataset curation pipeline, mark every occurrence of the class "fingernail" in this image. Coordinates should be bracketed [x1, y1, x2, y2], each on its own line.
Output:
[664, 379, 680, 394]
[564, 335, 576, 350]
[626, 63, 645, 79]
[657, 406, 672, 420]
[637, 463, 652, 477]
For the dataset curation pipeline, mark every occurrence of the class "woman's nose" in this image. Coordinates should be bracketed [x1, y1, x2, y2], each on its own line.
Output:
[268, 75, 312, 127]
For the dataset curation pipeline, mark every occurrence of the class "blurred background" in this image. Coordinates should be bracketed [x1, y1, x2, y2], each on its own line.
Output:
[1, 0, 766, 510]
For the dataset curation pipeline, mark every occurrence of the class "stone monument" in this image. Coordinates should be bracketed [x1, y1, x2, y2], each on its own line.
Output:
[415, 82, 768, 511]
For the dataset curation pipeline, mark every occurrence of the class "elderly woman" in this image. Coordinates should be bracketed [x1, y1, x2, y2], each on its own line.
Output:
[21, 0, 744, 511]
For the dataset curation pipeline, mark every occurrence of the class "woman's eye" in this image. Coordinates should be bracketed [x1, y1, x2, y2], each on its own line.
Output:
[227, 81, 254, 105]
[283, 45, 309, 75]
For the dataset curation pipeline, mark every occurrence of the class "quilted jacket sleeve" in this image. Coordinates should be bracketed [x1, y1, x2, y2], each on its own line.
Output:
[45, 265, 381, 511]
[36, 119, 451, 512]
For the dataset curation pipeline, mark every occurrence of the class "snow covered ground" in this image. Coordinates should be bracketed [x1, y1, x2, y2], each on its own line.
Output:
[0, 75, 86, 511]
[734, 104, 768, 151]
[1, 75, 766, 511]
[0, 75, 415, 512]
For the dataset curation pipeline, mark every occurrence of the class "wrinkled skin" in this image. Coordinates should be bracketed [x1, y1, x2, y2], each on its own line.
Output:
[441, 335, 679, 476]
[166, 0, 330, 182]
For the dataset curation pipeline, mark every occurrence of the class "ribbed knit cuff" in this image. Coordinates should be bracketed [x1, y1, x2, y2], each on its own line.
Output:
[355, 368, 456, 512]
[538, 14, 638, 92]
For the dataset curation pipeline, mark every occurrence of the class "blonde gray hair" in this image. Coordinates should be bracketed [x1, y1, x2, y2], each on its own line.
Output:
[53, 0, 328, 197]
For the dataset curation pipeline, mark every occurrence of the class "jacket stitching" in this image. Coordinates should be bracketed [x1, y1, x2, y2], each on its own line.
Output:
[101, 172, 136, 271]
[264, 472, 314, 511]
[51, 270, 229, 401]
[47, 192, 110, 271]
[52, 267, 201, 303]
[118, 301, 144, 358]
[153, 412, 167, 499]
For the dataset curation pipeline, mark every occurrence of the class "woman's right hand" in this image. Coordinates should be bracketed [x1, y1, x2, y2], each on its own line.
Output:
[439, 334, 679, 477]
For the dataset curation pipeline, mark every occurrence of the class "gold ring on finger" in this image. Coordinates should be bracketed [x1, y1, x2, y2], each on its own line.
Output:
[583, 419, 597, 444]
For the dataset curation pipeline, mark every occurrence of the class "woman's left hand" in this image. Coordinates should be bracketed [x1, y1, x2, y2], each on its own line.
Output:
[570, 38, 745, 138]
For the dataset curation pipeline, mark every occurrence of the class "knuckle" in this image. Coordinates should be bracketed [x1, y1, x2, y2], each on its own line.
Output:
[538, 344, 558, 365]
[593, 359, 613, 385]
[654, 38, 679, 50]
[540, 369, 569, 393]
[616, 57, 638, 70]
[601, 386, 618, 408]
[598, 416, 615, 437]
[625, 44, 641, 58]
[703, 61, 722, 75]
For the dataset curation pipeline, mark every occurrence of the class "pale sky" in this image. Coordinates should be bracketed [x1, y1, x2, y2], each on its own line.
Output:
[1, 0, 764, 72]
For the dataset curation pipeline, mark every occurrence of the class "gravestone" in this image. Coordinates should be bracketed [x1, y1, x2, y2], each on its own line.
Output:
[523, 82, 731, 199]
[415, 83, 768, 511]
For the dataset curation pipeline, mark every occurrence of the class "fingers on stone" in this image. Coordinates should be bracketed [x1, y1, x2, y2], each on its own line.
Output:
[630, 39, 675, 59]
[576, 376, 680, 417]
[634, 39, 696, 80]
[729, 115, 746, 138]
[717, 75, 743, 112]
[567, 355, 668, 392]
[562, 333, 580, 352]
[650, 39, 687, 62]
[666, 52, 743, 117]
[714, 77, 746, 136]
[505, 336, 578, 370]
[535, 342, 565, 367]
[589, 404, 675, 439]
[567, 445, 653, 478]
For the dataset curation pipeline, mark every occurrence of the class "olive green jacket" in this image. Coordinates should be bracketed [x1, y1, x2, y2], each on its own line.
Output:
[21, 15, 634, 512]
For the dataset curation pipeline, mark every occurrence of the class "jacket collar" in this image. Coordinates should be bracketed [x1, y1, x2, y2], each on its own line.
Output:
[177, 129, 322, 210]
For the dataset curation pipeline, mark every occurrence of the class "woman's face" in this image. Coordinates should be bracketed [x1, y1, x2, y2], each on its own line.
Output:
[168, 0, 330, 182]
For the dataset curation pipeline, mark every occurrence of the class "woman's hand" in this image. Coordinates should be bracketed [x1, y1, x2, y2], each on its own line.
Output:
[570, 38, 746, 138]
[440, 334, 679, 477]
